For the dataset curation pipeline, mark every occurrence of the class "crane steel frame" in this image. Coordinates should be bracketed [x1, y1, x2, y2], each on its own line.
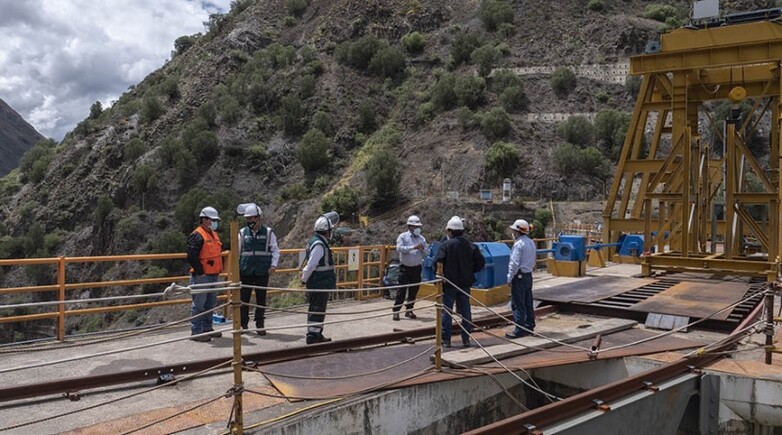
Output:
[603, 21, 782, 281]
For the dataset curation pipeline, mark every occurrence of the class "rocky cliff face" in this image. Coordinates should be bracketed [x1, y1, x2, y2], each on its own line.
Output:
[0, 98, 43, 176]
[0, 0, 775, 339]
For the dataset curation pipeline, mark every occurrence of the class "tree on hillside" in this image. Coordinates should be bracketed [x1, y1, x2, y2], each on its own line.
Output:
[366, 148, 400, 205]
[297, 129, 331, 172]
[479, 0, 514, 31]
[558, 116, 595, 147]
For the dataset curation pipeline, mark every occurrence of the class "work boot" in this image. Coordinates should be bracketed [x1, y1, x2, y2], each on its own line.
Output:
[190, 334, 211, 342]
[208, 330, 222, 338]
[392, 313, 400, 321]
[442, 340, 451, 348]
[256, 326, 267, 336]
[462, 339, 473, 348]
[318, 335, 332, 343]
[404, 311, 417, 320]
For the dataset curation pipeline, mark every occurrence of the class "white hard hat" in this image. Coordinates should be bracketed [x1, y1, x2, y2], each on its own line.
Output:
[446, 215, 464, 230]
[314, 211, 340, 232]
[510, 219, 530, 233]
[407, 215, 422, 227]
[199, 206, 220, 220]
[237, 203, 261, 217]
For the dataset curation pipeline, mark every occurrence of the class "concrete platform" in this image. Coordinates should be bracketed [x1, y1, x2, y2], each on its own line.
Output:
[0, 262, 779, 434]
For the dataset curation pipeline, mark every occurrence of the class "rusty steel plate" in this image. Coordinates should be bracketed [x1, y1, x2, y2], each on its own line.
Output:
[534, 276, 657, 304]
[627, 281, 748, 320]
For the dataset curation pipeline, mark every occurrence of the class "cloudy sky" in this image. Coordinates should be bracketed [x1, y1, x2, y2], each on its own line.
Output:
[0, 0, 232, 141]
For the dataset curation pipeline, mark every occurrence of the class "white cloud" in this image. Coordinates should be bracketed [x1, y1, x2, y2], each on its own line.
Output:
[0, 0, 232, 141]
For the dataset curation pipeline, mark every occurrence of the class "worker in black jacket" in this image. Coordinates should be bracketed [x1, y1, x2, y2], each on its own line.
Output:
[435, 215, 485, 348]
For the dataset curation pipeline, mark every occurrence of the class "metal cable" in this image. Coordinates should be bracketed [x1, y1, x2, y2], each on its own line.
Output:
[0, 305, 233, 374]
[243, 367, 434, 401]
[241, 293, 437, 315]
[119, 393, 226, 435]
[241, 279, 443, 294]
[0, 360, 232, 432]
[0, 302, 231, 354]
[249, 345, 435, 380]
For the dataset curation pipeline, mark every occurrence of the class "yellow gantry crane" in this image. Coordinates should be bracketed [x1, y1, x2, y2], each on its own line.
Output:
[604, 18, 782, 281]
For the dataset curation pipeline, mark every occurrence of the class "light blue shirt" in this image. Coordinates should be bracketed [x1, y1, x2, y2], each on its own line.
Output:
[507, 234, 536, 281]
[396, 230, 428, 267]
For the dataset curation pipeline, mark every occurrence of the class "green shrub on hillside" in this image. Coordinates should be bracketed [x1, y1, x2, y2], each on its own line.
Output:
[402, 31, 426, 54]
[19, 139, 56, 184]
[553, 143, 610, 179]
[587, 0, 605, 12]
[124, 138, 148, 161]
[558, 116, 595, 147]
[280, 183, 308, 201]
[534, 208, 554, 228]
[321, 187, 360, 218]
[368, 46, 406, 78]
[218, 94, 241, 125]
[335, 35, 384, 70]
[285, 0, 309, 17]
[94, 196, 114, 227]
[451, 31, 482, 65]
[0, 169, 22, 197]
[455, 75, 486, 109]
[299, 74, 316, 99]
[132, 164, 157, 194]
[480, 108, 511, 140]
[297, 129, 331, 172]
[174, 35, 197, 56]
[141, 96, 164, 123]
[358, 99, 377, 133]
[248, 80, 277, 113]
[158, 76, 180, 100]
[457, 106, 477, 130]
[199, 102, 218, 128]
[416, 102, 435, 125]
[175, 149, 198, 187]
[500, 85, 525, 111]
[551, 67, 577, 97]
[530, 219, 545, 238]
[625, 75, 641, 97]
[280, 95, 305, 136]
[366, 148, 400, 204]
[472, 44, 499, 77]
[594, 110, 631, 151]
[430, 73, 458, 111]
[479, 0, 514, 31]
[643, 4, 679, 22]
[175, 188, 209, 232]
[311, 110, 334, 137]
[484, 141, 519, 179]
[491, 70, 523, 94]
[89, 101, 103, 119]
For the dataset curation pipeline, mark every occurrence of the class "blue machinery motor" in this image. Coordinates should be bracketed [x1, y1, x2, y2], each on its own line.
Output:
[422, 242, 511, 288]
[553, 235, 587, 262]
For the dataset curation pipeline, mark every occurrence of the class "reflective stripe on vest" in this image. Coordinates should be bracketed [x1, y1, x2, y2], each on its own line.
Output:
[193, 226, 223, 275]
[239, 226, 272, 276]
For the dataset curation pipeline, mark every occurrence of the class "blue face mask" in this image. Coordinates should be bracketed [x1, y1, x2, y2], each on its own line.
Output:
[413, 228, 422, 236]
[210, 221, 219, 231]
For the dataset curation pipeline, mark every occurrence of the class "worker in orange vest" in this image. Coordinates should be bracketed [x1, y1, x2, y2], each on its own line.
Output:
[186, 206, 223, 342]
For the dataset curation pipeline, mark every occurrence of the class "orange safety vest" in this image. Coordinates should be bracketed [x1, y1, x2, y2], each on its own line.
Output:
[191, 226, 223, 275]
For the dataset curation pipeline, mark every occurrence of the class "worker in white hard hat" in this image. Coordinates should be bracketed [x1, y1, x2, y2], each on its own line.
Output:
[186, 206, 223, 342]
[505, 219, 537, 338]
[435, 215, 485, 348]
[393, 215, 429, 321]
[236, 203, 280, 336]
[300, 211, 339, 344]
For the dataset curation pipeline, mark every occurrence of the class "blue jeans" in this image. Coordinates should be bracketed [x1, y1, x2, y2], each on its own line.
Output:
[190, 274, 218, 335]
[442, 286, 472, 344]
[510, 272, 535, 334]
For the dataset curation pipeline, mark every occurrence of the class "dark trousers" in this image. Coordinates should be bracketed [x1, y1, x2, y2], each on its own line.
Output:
[510, 272, 535, 333]
[393, 265, 422, 312]
[307, 291, 329, 337]
[442, 286, 472, 344]
[240, 274, 268, 329]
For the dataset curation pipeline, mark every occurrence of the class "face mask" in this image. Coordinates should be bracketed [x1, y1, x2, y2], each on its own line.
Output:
[210, 221, 219, 231]
[413, 228, 422, 236]
[248, 221, 256, 229]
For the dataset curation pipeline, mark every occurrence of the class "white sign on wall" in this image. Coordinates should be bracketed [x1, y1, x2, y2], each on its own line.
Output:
[348, 248, 359, 271]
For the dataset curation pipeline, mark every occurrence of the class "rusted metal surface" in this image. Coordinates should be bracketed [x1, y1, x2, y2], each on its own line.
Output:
[263, 328, 704, 398]
[534, 276, 658, 304]
[0, 311, 522, 403]
[628, 281, 749, 320]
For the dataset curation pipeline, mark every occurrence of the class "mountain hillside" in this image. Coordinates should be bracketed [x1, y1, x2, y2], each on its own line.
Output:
[0, 98, 43, 176]
[0, 0, 776, 340]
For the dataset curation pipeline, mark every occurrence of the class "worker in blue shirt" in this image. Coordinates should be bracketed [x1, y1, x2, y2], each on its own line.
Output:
[506, 219, 537, 338]
[393, 215, 428, 321]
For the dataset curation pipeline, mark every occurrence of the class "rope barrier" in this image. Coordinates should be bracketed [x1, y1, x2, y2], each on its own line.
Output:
[0, 360, 232, 432]
[249, 345, 435, 381]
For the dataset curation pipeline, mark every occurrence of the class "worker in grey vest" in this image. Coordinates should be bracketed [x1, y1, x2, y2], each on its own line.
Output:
[237, 203, 280, 335]
[300, 211, 339, 345]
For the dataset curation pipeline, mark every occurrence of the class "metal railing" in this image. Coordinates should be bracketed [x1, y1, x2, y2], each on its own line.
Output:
[0, 233, 552, 343]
